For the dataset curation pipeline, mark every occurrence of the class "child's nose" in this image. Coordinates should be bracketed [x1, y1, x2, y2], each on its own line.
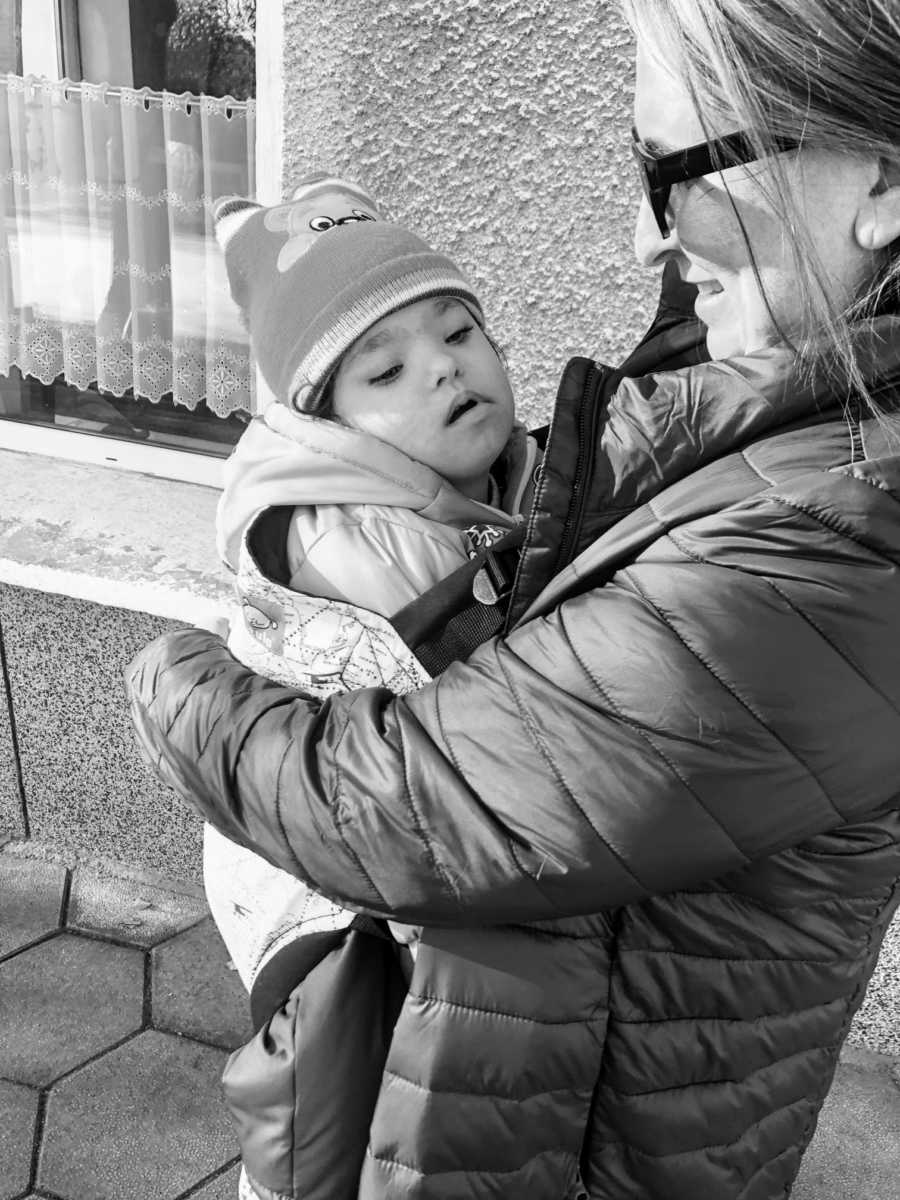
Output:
[430, 348, 460, 386]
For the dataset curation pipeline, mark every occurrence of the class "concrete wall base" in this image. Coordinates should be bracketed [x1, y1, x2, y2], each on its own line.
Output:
[0, 582, 202, 882]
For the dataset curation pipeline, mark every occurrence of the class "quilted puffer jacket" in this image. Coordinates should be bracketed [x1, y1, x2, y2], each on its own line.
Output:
[129, 310, 900, 1199]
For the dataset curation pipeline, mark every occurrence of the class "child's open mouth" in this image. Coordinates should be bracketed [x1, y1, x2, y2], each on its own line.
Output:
[446, 393, 481, 424]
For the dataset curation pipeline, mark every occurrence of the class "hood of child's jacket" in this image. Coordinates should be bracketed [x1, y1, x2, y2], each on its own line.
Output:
[216, 405, 521, 570]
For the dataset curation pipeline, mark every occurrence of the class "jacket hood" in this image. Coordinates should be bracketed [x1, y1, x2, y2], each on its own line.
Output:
[217, 405, 519, 570]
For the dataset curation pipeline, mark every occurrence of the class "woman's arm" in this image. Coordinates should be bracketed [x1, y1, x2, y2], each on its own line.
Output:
[128, 463, 900, 924]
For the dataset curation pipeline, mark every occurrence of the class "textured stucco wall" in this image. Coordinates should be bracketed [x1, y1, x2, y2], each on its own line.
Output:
[280, 0, 658, 427]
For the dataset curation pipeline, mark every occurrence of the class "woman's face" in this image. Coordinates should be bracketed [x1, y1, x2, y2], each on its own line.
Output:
[632, 42, 882, 358]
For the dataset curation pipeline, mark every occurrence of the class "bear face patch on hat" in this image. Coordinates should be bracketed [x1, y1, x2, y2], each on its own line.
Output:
[264, 175, 381, 272]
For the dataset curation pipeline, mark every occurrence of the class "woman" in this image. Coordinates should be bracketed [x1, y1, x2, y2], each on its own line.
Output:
[127, 1, 900, 1197]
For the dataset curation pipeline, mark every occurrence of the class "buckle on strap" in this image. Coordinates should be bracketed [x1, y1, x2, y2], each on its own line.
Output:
[472, 548, 513, 606]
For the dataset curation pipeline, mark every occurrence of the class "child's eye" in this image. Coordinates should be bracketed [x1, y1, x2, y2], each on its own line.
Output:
[446, 324, 473, 344]
[369, 364, 402, 384]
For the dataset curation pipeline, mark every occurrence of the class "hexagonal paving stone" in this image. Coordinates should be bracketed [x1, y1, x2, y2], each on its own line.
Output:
[152, 917, 253, 1051]
[39, 1029, 237, 1200]
[0, 855, 67, 957]
[0, 1079, 39, 1200]
[68, 864, 207, 949]
[0, 933, 143, 1085]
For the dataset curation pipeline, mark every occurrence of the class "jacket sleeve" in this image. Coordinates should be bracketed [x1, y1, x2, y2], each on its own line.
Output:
[126, 467, 900, 925]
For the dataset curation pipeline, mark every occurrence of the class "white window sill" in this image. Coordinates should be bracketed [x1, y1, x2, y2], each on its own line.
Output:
[0, 421, 228, 489]
[0, 447, 234, 626]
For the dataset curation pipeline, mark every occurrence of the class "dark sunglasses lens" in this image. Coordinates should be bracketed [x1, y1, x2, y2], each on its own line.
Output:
[632, 140, 670, 237]
[651, 186, 670, 236]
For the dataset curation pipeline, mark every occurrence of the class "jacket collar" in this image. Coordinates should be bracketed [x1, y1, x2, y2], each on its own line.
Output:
[216, 405, 522, 570]
[509, 318, 900, 626]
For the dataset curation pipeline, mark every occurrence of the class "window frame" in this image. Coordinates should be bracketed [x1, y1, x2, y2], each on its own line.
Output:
[56, 0, 82, 78]
[0, 416, 226, 485]
[0, 0, 280, 486]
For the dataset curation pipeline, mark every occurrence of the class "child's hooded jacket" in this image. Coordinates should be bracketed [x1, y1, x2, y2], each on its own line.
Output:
[208, 404, 604, 1200]
[217, 402, 537, 620]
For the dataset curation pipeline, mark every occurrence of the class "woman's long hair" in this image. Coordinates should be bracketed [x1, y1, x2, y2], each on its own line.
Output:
[622, 0, 900, 422]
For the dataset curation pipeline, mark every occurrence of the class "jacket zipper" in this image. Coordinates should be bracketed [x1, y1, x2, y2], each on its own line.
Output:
[553, 361, 607, 573]
[504, 360, 610, 630]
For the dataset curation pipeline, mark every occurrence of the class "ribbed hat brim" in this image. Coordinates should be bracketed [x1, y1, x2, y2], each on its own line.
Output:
[287, 258, 483, 408]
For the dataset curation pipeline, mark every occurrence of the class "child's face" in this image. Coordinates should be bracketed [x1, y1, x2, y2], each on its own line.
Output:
[332, 297, 515, 501]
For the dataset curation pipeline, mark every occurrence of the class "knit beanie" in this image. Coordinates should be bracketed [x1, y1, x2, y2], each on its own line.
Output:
[214, 175, 484, 411]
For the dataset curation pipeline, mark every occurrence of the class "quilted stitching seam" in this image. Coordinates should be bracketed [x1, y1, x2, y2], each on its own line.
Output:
[615, 944, 854, 965]
[766, 492, 900, 566]
[622, 569, 844, 825]
[764, 577, 900, 722]
[382, 1067, 596, 1104]
[271, 733, 307, 879]
[327, 698, 390, 906]
[495, 642, 648, 894]
[561, 599, 750, 866]
[396, 708, 460, 905]
[405, 989, 608, 1026]
[364, 1146, 576, 1180]
[594, 1085, 825, 1157]
[739, 447, 777, 485]
[596, 1042, 837, 1104]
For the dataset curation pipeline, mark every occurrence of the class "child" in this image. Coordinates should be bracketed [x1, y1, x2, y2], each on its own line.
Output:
[208, 175, 537, 966]
[206, 176, 597, 1200]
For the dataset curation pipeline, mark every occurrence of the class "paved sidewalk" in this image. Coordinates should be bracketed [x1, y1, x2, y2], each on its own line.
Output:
[0, 846, 252, 1200]
[1, 841, 898, 1200]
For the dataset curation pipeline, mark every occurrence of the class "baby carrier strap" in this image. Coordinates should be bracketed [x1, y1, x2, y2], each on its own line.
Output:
[389, 521, 527, 675]
[246, 504, 295, 585]
[244, 505, 525, 678]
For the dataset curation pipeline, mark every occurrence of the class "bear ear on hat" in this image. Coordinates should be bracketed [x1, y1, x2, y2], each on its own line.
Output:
[213, 196, 264, 325]
[213, 195, 262, 254]
[290, 172, 379, 203]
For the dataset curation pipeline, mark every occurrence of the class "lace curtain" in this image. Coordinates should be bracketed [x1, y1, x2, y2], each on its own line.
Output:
[0, 74, 256, 416]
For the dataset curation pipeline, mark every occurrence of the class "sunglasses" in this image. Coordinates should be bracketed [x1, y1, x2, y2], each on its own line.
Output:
[631, 126, 802, 237]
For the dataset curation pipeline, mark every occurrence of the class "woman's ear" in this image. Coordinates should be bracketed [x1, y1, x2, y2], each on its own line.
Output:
[854, 160, 900, 251]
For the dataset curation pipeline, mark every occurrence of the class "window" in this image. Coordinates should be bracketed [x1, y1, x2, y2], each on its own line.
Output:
[0, 0, 260, 483]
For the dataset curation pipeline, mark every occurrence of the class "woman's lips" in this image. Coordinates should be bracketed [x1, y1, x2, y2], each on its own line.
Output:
[693, 279, 724, 296]
[694, 284, 725, 318]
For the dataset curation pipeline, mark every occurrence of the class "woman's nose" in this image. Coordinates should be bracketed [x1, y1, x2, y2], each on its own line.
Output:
[634, 194, 679, 268]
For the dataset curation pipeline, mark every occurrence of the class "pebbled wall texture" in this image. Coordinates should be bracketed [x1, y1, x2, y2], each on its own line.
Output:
[279, 0, 659, 427]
